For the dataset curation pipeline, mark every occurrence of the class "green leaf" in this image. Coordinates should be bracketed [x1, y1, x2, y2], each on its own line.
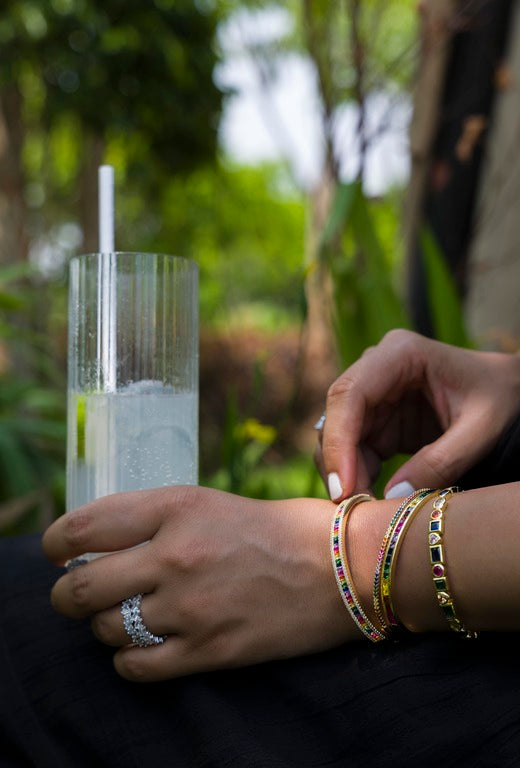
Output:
[325, 185, 410, 368]
[22, 387, 65, 413]
[351, 192, 409, 338]
[0, 292, 26, 310]
[0, 426, 38, 496]
[13, 417, 66, 442]
[420, 228, 472, 348]
[320, 181, 358, 250]
[0, 262, 35, 283]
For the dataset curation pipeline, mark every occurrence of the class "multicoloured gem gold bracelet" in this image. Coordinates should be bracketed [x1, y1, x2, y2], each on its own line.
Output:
[429, 488, 478, 639]
[331, 494, 386, 643]
[373, 489, 430, 634]
[374, 488, 438, 636]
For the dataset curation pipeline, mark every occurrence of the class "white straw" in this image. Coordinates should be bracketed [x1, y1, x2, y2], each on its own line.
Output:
[98, 165, 114, 253]
[97, 165, 117, 394]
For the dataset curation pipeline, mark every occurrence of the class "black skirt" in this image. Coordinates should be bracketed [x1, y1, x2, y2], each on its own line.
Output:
[2, 417, 520, 768]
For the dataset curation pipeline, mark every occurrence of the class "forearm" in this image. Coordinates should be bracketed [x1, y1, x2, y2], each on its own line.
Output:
[347, 483, 520, 637]
[44, 482, 520, 682]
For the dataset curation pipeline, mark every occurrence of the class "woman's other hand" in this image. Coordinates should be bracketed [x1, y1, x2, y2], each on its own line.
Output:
[42, 487, 363, 681]
[315, 329, 520, 500]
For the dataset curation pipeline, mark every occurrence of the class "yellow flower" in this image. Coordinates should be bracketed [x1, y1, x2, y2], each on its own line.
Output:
[236, 418, 277, 445]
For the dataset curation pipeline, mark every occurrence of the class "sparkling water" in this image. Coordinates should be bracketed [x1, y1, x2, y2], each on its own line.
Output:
[66, 381, 197, 511]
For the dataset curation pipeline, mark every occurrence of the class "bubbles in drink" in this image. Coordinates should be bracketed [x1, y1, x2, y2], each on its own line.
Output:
[67, 381, 197, 510]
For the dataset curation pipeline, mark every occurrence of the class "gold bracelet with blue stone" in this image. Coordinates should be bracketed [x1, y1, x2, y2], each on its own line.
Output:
[429, 488, 478, 639]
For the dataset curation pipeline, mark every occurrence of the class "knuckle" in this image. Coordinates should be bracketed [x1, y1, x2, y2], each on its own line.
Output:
[177, 485, 207, 515]
[62, 509, 93, 552]
[152, 484, 207, 523]
[382, 328, 413, 347]
[327, 374, 356, 405]
[360, 344, 376, 359]
[161, 538, 212, 576]
[91, 613, 118, 645]
[69, 567, 93, 612]
[115, 652, 149, 681]
[422, 447, 454, 486]
[382, 328, 422, 358]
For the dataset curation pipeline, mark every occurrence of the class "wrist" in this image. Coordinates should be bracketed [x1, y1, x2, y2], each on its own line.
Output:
[346, 495, 446, 636]
[346, 497, 398, 633]
[342, 482, 520, 641]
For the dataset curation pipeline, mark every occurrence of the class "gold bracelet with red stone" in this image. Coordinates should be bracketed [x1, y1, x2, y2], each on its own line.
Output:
[429, 488, 478, 639]
[331, 494, 386, 643]
[373, 488, 438, 637]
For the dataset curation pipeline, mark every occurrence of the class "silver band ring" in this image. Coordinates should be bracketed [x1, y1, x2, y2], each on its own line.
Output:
[65, 556, 90, 571]
[314, 413, 326, 431]
[121, 593, 166, 648]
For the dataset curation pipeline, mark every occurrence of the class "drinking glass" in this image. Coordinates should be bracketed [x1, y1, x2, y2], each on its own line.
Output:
[67, 252, 198, 513]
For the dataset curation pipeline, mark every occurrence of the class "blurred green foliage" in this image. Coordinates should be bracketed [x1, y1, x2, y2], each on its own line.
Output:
[321, 181, 410, 368]
[0, 0, 452, 536]
[1, 0, 221, 172]
[421, 228, 472, 348]
[0, 0, 226, 534]
[0, 266, 66, 534]
[317, 183, 472, 493]
[119, 161, 306, 325]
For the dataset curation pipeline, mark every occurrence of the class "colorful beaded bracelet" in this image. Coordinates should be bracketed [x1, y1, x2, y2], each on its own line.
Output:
[374, 488, 438, 636]
[429, 488, 478, 639]
[331, 494, 385, 643]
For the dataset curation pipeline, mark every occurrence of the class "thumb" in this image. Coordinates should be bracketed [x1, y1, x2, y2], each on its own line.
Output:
[384, 419, 486, 497]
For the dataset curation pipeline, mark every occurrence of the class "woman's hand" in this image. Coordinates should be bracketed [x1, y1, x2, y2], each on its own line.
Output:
[42, 486, 358, 682]
[316, 329, 520, 500]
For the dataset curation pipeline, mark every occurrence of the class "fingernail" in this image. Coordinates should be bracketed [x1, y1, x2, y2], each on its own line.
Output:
[385, 480, 415, 500]
[328, 472, 343, 501]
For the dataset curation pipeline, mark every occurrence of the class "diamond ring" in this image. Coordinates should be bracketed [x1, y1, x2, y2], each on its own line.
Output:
[120, 593, 166, 648]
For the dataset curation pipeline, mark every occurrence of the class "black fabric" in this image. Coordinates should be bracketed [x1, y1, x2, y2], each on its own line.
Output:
[2, 416, 520, 767]
[459, 410, 520, 490]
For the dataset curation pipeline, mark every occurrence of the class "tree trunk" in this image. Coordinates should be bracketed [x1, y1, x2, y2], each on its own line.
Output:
[0, 85, 28, 264]
[79, 134, 105, 253]
[301, 159, 339, 399]
[464, 0, 520, 350]
[404, 0, 457, 267]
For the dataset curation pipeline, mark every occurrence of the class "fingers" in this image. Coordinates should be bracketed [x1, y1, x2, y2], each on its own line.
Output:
[113, 633, 241, 682]
[384, 415, 489, 495]
[321, 331, 424, 499]
[92, 597, 247, 681]
[92, 591, 171, 647]
[42, 486, 189, 564]
[50, 545, 156, 618]
[86, 585, 226, 681]
[113, 637, 203, 682]
[321, 375, 364, 499]
[90, 586, 247, 681]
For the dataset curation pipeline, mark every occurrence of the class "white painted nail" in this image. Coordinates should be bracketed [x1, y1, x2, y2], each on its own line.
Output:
[328, 472, 343, 501]
[385, 480, 415, 500]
